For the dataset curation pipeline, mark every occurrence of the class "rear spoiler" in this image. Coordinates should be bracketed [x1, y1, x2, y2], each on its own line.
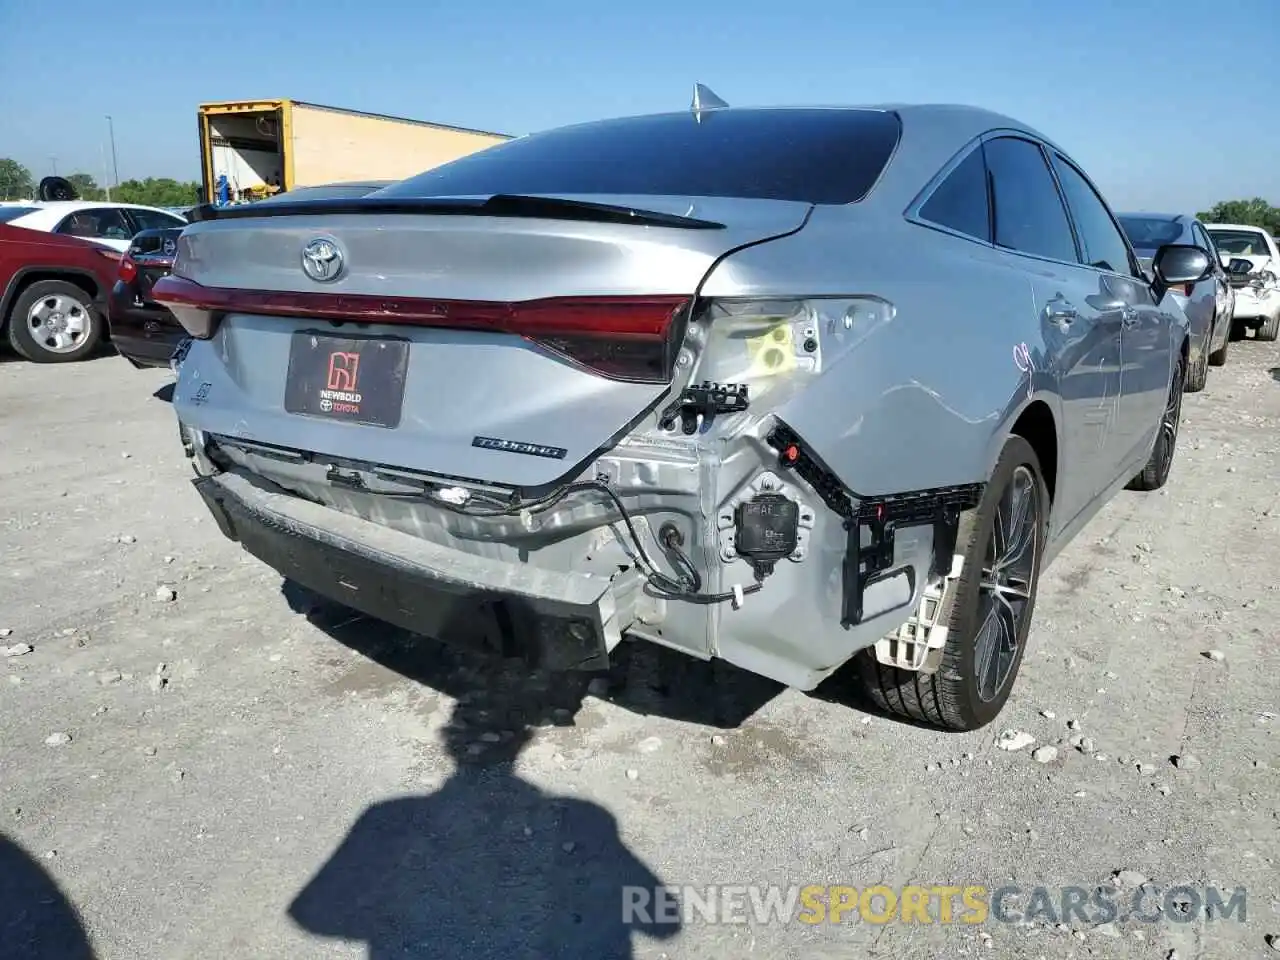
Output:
[185, 194, 726, 230]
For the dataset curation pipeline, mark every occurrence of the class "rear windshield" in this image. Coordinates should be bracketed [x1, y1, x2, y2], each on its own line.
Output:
[378, 109, 903, 205]
[0, 206, 37, 223]
[1117, 216, 1183, 249]
[1208, 228, 1272, 256]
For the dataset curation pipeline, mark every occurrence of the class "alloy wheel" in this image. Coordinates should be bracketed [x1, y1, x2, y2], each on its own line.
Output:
[974, 465, 1042, 703]
[1159, 359, 1184, 475]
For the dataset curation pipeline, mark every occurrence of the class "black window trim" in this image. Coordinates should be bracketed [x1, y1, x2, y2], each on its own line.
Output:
[124, 207, 186, 235]
[908, 128, 1161, 281]
[906, 129, 1087, 268]
[903, 133, 993, 246]
[1046, 150, 1144, 281]
[976, 132, 1083, 267]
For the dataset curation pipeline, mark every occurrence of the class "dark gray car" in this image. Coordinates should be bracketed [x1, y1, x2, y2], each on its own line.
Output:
[155, 96, 1211, 731]
[1117, 212, 1234, 388]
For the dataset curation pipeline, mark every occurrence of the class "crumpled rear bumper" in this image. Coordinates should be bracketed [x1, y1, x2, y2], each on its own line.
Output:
[1231, 286, 1280, 321]
[193, 469, 630, 670]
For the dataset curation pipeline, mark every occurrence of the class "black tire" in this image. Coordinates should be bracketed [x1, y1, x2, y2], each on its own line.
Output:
[1230, 319, 1247, 342]
[1184, 334, 1209, 392]
[1126, 349, 1185, 492]
[5, 280, 101, 363]
[1257, 312, 1280, 342]
[857, 435, 1048, 731]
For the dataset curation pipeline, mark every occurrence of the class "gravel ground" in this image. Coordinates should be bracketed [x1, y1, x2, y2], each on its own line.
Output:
[1, 342, 1278, 960]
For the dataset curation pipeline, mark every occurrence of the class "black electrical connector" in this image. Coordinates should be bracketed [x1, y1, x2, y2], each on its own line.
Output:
[733, 493, 800, 579]
[659, 381, 749, 434]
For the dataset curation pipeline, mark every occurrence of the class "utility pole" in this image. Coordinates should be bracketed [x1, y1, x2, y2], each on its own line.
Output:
[101, 143, 112, 202]
[105, 115, 120, 187]
[50, 157, 57, 176]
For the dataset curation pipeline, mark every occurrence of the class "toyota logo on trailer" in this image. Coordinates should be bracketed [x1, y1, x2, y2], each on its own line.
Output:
[301, 237, 343, 282]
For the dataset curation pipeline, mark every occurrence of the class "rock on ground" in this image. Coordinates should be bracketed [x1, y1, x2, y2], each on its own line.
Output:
[2, 339, 1279, 958]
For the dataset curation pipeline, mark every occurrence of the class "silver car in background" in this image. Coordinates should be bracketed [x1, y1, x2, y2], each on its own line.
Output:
[155, 96, 1211, 731]
[1117, 212, 1234, 388]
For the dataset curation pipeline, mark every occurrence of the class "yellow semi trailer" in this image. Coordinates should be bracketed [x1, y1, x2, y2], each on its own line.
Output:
[198, 99, 510, 202]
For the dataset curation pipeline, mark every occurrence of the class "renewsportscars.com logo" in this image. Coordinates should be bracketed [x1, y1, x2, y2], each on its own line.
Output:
[622, 883, 1248, 926]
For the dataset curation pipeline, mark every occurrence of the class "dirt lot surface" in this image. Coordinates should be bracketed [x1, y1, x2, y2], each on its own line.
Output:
[2, 343, 1278, 960]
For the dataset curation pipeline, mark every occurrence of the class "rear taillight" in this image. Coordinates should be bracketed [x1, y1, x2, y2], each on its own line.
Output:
[687, 297, 895, 405]
[118, 255, 138, 284]
[149, 276, 691, 382]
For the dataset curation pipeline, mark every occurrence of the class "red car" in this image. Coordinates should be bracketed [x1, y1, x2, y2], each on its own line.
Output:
[0, 214, 123, 363]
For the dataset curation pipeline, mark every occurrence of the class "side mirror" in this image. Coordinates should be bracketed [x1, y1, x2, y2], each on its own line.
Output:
[1226, 257, 1253, 277]
[1150, 243, 1212, 299]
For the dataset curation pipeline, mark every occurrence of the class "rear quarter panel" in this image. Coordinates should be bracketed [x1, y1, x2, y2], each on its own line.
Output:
[701, 209, 1055, 498]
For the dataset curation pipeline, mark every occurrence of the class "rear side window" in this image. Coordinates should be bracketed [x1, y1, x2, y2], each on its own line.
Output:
[1191, 223, 1217, 259]
[918, 146, 991, 242]
[130, 209, 186, 232]
[378, 109, 903, 205]
[55, 207, 134, 242]
[984, 136, 1077, 263]
[1050, 154, 1136, 276]
[1117, 216, 1183, 249]
[1208, 228, 1271, 257]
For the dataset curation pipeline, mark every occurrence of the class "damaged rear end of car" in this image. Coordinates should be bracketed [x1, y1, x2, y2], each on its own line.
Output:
[157, 105, 974, 689]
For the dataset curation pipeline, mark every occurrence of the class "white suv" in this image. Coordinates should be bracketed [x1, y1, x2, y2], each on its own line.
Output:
[1206, 223, 1280, 340]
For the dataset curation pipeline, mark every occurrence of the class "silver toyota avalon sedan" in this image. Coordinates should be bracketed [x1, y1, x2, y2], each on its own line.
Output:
[155, 91, 1209, 730]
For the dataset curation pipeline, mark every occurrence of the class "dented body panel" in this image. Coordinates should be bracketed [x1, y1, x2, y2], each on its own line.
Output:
[164, 103, 1188, 692]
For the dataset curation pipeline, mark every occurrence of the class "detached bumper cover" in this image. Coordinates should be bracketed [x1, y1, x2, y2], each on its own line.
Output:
[193, 470, 626, 669]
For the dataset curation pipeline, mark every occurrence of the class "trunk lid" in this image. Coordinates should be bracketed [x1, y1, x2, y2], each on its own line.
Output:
[167, 195, 810, 489]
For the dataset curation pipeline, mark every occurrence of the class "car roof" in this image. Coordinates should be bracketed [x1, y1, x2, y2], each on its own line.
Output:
[5, 202, 188, 232]
[19, 200, 182, 213]
[1204, 222, 1269, 232]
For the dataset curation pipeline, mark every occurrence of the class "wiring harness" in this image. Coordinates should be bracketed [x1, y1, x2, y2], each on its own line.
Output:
[421, 478, 767, 606]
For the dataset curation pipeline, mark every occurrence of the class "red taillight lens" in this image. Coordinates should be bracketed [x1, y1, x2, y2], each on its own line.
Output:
[118, 255, 138, 284]
[149, 276, 690, 382]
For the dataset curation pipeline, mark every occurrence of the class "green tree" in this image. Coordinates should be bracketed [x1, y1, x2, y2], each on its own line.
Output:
[0, 158, 34, 200]
[111, 177, 200, 208]
[65, 173, 106, 201]
[1196, 198, 1280, 234]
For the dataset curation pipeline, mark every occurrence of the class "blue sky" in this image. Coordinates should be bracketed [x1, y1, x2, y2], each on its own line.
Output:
[1, 0, 1276, 212]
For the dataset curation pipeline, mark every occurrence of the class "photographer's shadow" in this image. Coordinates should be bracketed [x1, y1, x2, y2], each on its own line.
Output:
[0, 834, 94, 959]
[287, 640, 683, 959]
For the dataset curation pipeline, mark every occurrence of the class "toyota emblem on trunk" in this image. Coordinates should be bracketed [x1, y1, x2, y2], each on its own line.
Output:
[301, 238, 343, 282]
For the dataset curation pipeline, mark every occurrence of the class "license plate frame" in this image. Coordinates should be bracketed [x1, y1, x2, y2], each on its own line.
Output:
[283, 330, 411, 429]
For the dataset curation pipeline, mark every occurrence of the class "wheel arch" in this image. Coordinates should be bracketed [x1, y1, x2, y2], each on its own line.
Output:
[1009, 399, 1058, 507]
[1, 268, 103, 331]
